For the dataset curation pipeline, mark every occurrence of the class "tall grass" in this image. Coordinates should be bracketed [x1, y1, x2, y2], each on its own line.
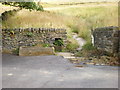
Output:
[53, 4, 118, 42]
[65, 28, 79, 51]
[2, 9, 68, 29]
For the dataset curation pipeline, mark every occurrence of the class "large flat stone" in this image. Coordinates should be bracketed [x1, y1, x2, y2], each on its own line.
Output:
[19, 46, 55, 56]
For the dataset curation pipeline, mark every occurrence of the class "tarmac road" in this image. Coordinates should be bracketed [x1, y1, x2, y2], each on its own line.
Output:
[2, 54, 119, 88]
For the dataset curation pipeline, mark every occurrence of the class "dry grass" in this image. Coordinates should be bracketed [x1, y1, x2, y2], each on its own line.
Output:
[2, 9, 68, 29]
[52, 3, 118, 41]
[2, 3, 118, 29]
[0, 3, 18, 14]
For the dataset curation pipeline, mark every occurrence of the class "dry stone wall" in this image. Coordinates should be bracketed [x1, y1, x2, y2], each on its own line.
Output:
[2, 28, 67, 53]
[93, 26, 120, 55]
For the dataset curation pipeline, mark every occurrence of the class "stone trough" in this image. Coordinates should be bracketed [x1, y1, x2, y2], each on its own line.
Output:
[19, 46, 55, 56]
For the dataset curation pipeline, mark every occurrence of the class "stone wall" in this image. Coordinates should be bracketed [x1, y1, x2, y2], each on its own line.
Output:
[2, 28, 67, 53]
[93, 26, 120, 55]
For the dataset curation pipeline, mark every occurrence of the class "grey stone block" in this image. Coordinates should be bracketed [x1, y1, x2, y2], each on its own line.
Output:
[19, 46, 55, 56]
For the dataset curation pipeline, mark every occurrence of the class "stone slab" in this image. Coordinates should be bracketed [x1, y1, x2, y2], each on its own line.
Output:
[19, 46, 55, 56]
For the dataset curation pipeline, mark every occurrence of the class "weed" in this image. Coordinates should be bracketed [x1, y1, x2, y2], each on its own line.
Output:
[82, 42, 96, 51]
[53, 39, 64, 46]
[13, 48, 19, 55]
[65, 42, 79, 52]
[26, 32, 34, 37]
[42, 43, 51, 47]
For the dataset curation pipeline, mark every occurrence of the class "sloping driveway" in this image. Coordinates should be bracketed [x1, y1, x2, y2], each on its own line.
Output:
[2, 54, 119, 88]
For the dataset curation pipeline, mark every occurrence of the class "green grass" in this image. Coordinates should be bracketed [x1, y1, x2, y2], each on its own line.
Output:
[82, 42, 96, 51]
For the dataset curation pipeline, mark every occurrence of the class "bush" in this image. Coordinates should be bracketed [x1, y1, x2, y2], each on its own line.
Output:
[2, 2, 44, 11]
[42, 43, 51, 47]
[13, 48, 19, 55]
[66, 43, 79, 52]
[82, 42, 96, 51]
[26, 32, 34, 37]
[53, 39, 64, 46]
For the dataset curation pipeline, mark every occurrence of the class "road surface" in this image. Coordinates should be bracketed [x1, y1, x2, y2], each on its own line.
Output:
[2, 54, 119, 88]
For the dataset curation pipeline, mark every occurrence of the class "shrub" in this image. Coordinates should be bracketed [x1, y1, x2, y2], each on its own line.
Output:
[26, 32, 34, 37]
[13, 48, 19, 55]
[2, 2, 44, 11]
[42, 43, 51, 47]
[53, 39, 64, 46]
[66, 42, 79, 52]
[82, 42, 96, 51]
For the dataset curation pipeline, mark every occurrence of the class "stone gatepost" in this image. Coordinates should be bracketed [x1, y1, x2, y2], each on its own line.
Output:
[93, 26, 119, 56]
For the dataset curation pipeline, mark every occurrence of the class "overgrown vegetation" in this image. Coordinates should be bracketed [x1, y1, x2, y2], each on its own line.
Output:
[65, 43, 79, 52]
[53, 39, 64, 52]
[53, 39, 64, 46]
[26, 32, 34, 37]
[42, 43, 51, 47]
[2, 2, 43, 11]
[13, 48, 19, 55]
[82, 42, 96, 51]
[1, 2, 118, 52]
[65, 28, 79, 51]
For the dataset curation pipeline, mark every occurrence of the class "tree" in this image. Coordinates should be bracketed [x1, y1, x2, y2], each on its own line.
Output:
[2, 2, 44, 11]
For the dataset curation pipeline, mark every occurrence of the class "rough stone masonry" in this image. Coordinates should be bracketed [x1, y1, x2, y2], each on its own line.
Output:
[2, 28, 67, 54]
[93, 26, 120, 56]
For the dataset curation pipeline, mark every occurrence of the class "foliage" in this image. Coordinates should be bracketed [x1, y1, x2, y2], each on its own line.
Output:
[26, 32, 34, 37]
[42, 43, 51, 47]
[82, 42, 96, 51]
[65, 42, 79, 52]
[53, 39, 64, 46]
[13, 48, 19, 55]
[2, 2, 43, 11]
[10, 30, 15, 35]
